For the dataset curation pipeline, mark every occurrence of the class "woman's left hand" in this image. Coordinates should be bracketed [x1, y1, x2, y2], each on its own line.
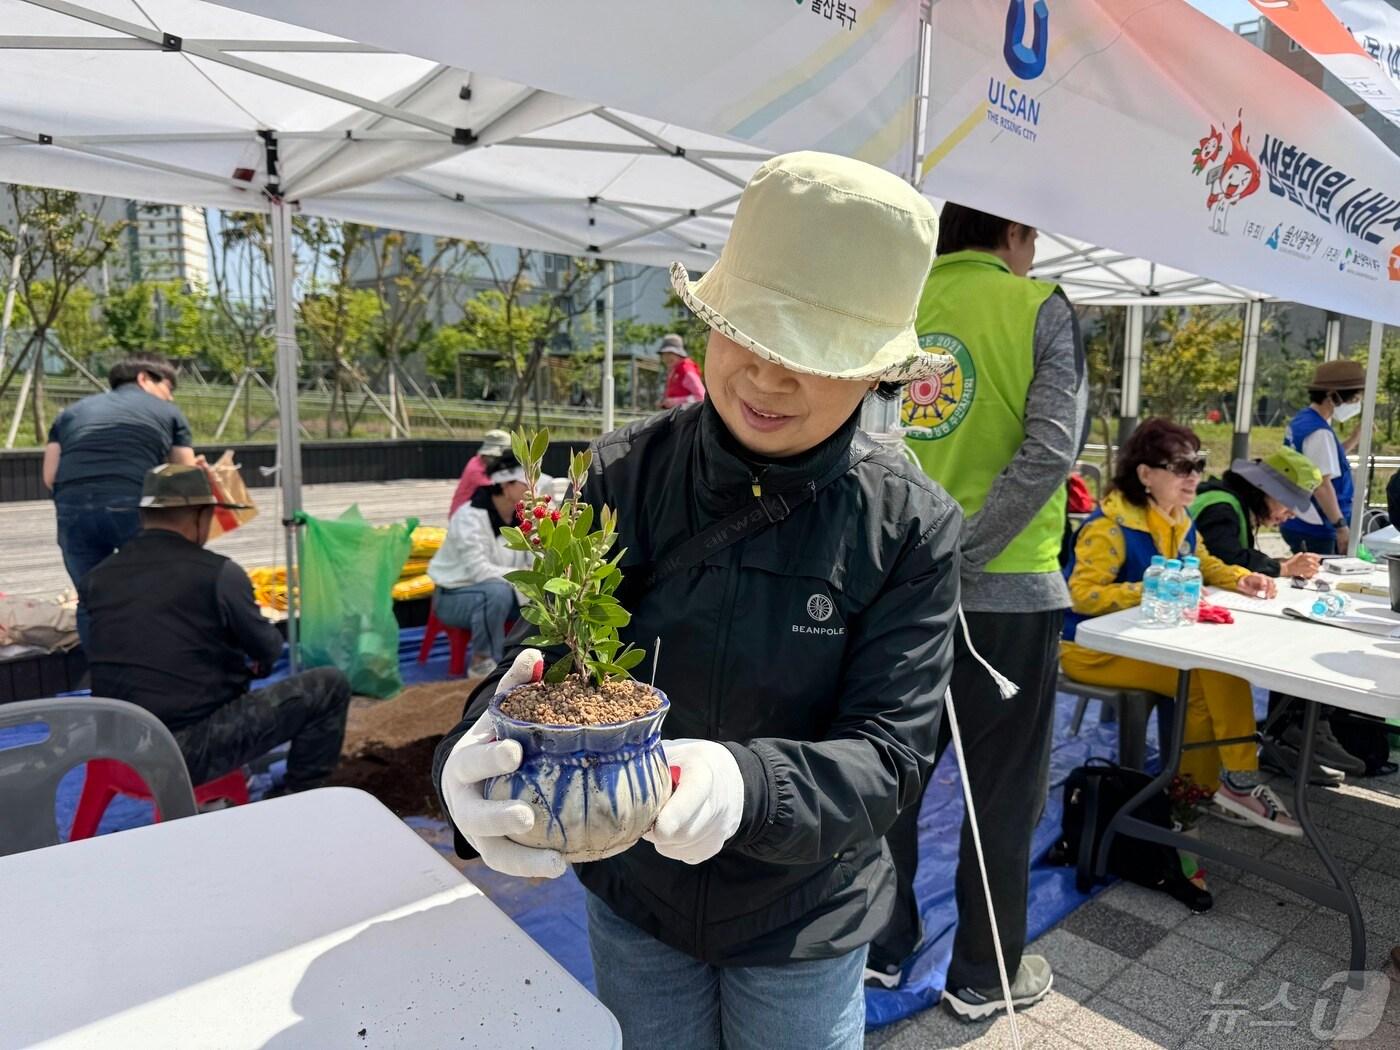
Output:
[644, 739, 745, 865]
[1238, 573, 1276, 599]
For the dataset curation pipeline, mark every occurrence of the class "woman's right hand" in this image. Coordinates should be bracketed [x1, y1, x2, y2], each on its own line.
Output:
[440, 649, 567, 879]
[1280, 552, 1322, 579]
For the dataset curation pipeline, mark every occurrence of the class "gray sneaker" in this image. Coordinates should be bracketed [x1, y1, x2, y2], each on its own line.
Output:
[942, 955, 1053, 1022]
[1280, 721, 1366, 776]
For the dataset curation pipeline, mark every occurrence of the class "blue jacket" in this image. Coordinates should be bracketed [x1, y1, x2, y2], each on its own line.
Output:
[1282, 406, 1351, 542]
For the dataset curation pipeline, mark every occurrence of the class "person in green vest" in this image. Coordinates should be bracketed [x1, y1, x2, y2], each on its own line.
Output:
[1190, 449, 1324, 580]
[866, 203, 1087, 1020]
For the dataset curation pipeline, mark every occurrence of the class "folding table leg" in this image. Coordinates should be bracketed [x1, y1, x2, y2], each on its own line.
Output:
[1293, 699, 1366, 980]
[1095, 669, 1191, 880]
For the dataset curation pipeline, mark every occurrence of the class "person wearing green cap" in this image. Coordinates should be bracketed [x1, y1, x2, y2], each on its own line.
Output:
[1190, 448, 1325, 580]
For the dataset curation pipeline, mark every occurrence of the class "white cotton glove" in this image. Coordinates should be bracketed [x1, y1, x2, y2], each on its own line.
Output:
[440, 649, 568, 880]
[643, 738, 746, 865]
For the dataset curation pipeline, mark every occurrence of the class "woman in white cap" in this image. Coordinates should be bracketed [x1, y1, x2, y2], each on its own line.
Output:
[435, 152, 961, 1048]
[449, 429, 512, 519]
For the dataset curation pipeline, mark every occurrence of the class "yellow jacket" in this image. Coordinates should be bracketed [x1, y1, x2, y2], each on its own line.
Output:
[1067, 491, 1251, 619]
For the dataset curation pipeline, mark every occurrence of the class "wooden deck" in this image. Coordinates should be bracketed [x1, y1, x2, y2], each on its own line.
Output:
[0, 480, 456, 600]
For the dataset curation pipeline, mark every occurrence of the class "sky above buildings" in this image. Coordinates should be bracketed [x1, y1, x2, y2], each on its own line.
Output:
[1186, 0, 1259, 28]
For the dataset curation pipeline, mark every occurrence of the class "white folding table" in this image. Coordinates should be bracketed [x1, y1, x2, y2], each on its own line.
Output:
[1075, 580, 1400, 977]
[0, 787, 621, 1049]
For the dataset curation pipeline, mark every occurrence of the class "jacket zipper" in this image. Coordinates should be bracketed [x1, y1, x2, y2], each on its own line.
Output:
[692, 527, 746, 958]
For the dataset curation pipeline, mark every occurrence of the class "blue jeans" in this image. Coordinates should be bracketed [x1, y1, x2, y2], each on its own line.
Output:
[55, 492, 141, 649]
[432, 579, 519, 664]
[584, 891, 868, 1050]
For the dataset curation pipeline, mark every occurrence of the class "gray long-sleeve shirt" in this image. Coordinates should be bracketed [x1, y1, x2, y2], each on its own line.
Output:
[961, 289, 1088, 612]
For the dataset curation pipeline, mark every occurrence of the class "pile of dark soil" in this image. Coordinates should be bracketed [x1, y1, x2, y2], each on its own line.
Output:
[501, 678, 659, 726]
[325, 735, 445, 820]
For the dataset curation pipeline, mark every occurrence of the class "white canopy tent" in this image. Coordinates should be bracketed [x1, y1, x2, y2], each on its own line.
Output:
[1, 0, 1395, 613]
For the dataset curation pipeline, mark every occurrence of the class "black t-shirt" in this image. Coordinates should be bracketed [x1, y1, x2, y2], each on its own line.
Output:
[48, 384, 193, 498]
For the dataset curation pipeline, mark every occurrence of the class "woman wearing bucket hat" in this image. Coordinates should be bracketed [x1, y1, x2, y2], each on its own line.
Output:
[1190, 448, 1325, 579]
[450, 429, 513, 519]
[436, 152, 962, 1048]
[657, 332, 707, 408]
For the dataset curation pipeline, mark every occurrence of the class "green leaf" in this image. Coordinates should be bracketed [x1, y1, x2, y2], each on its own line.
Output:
[500, 526, 527, 548]
[615, 648, 646, 671]
[593, 638, 621, 660]
[593, 603, 630, 627]
[518, 604, 551, 627]
[510, 431, 529, 466]
[503, 569, 546, 587]
[543, 577, 581, 598]
[521, 634, 552, 647]
[531, 429, 550, 464]
[549, 519, 572, 553]
[572, 503, 594, 538]
[544, 652, 573, 684]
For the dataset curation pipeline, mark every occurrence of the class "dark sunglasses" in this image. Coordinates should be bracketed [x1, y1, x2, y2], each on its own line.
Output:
[1154, 455, 1208, 477]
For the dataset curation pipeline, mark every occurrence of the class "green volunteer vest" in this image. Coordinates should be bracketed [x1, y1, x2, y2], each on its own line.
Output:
[1189, 489, 1248, 548]
[903, 250, 1062, 574]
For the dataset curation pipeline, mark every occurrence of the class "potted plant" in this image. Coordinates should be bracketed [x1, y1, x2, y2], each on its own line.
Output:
[482, 428, 671, 862]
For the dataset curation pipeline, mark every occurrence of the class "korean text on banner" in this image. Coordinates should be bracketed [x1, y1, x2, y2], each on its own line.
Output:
[923, 0, 1400, 324]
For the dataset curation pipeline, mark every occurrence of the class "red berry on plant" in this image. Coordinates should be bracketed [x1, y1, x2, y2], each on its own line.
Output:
[531, 535, 542, 546]
[550, 510, 561, 523]
[520, 519, 532, 534]
[533, 505, 546, 519]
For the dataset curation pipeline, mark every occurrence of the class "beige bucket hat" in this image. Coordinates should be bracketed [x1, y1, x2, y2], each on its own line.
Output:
[670, 151, 949, 382]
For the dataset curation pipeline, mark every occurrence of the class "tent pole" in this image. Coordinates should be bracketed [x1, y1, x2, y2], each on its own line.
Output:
[1348, 321, 1384, 554]
[602, 260, 615, 435]
[4, 343, 33, 450]
[1231, 300, 1262, 462]
[1117, 304, 1144, 447]
[1324, 312, 1341, 362]
[270, 194, 303, 673]
[0, 222, 25, 378]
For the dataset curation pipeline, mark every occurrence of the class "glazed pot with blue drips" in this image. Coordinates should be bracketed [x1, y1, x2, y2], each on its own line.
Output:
[485, 687, 671, 862]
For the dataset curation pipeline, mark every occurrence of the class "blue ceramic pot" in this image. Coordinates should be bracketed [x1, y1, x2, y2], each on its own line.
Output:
[484, 687, 671, 862]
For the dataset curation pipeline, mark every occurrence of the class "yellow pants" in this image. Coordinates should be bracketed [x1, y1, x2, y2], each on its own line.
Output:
[1060, 641, 1258, 793]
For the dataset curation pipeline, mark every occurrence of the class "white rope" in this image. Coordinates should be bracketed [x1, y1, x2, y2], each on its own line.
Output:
[946, 684, 1024, 1049]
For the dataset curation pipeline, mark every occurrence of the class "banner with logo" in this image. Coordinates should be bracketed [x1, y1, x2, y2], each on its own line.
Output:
[1247, 0, 1400, 132]
[210, 0, 923, 174]
[922, 0, 1400, 323]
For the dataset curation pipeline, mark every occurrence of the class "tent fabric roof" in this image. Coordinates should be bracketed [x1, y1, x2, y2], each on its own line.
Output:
[0, 0, 1258, 304]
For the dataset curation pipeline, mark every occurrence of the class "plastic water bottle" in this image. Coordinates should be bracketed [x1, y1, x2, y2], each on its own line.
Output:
[1160, 559, 1185, 626]
[1180, 556, 1203, 625]
[1312, 592, 1348, 618]
[1141, 555, 1167, 625]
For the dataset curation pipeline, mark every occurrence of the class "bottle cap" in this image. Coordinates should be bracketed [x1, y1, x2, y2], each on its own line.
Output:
[1166, 559, 1182, 569]
[1184, 556, 1200, 567]
[1150, 555, 1167, 566]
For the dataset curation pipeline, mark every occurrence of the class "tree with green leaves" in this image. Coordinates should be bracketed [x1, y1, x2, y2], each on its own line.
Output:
[0, 186, 127, 441]
[1142, 305, 1241, 422]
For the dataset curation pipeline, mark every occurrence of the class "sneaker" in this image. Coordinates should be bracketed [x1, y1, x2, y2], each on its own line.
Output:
[1280, 721, 1366, 776]
[863, 965, 902, 990]
[1212, 783, 1303, 838]
[1205, 799, 1253, 827]
[942, 956, 1053, 1022]
[468, 655, 497, 679]
[1260, 738, 1345, 786]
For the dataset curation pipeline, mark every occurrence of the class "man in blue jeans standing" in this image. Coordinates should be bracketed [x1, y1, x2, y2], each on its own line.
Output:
[43, 352, 197, 643]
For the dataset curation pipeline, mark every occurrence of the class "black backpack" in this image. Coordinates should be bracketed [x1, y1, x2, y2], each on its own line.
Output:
[1046, 758, 1213, 912]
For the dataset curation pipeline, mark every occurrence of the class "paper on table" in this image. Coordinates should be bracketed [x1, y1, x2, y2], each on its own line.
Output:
[1282, 607, 1400, 639]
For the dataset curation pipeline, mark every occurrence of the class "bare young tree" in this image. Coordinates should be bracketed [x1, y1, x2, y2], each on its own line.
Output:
[0, 187, 126, 442]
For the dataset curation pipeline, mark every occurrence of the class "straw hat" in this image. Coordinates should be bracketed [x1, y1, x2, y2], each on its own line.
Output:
[137, 464, 248, 509]
[670, 151, 948, 382]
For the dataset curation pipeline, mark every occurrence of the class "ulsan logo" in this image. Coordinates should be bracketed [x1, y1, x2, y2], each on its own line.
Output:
[1003, 0, 1049, 80]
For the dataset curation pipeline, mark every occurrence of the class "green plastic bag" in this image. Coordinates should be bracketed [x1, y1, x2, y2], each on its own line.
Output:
[297, 506, 418, 698]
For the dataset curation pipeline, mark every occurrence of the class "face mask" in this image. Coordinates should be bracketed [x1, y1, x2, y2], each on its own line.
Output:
[1333, 400, 1362, 422]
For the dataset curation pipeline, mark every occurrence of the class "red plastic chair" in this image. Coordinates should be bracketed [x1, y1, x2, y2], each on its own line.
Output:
[71, 760, 250, 840]
[418, 604, 472, 676]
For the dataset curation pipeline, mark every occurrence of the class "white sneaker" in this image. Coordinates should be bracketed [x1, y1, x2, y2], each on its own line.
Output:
[468, 655, 497, 679]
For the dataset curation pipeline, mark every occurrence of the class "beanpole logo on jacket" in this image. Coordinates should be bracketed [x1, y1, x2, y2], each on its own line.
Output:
[1003, 0, 1049, 80]
[901, 333, 976, 441]
[793, 592, 844, 636]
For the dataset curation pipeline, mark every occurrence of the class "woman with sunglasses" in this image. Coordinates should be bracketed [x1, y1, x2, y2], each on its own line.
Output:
[1061, 419, 1301, 836]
